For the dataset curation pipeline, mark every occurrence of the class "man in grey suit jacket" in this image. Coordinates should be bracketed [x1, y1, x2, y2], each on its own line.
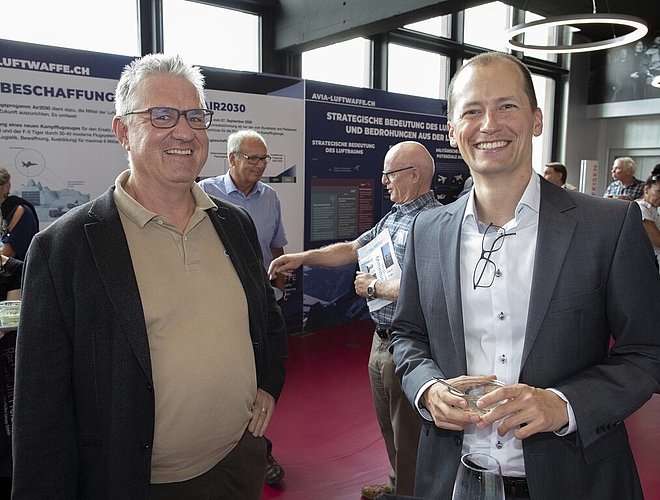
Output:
[12, 54, 287, 500]
[390, 52, 660, 500]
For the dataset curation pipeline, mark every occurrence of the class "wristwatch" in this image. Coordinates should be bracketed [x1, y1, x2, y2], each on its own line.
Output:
[366, 279, 378, 298]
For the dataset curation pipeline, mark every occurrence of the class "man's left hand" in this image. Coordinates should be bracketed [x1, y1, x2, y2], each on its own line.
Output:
[248, 388, 276, 437]
[476, 384, 569, 439]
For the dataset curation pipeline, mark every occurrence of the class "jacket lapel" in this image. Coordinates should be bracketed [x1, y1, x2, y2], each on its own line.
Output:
[442, 196, 470, 374]
[522, 182, 577, 366]
[85, 189, 153, 383]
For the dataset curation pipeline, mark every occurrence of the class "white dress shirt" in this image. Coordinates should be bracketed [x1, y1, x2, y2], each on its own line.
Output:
[458, 174, 575, 476]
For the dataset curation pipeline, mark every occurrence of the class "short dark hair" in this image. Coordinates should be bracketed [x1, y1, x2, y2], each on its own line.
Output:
[546, 162, 567, 184]
[447, 52, 538, 121]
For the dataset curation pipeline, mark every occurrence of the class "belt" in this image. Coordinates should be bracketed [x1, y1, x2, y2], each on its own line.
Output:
[502, 476, 529, 499]
[374, 326, 392, 340]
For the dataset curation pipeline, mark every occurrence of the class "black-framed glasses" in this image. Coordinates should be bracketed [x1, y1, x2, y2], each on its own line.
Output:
[473, 223, 516, 290]
[382, 166, 413, 182]
[235, 152, 272, 165]
[123, 107, 214, 130]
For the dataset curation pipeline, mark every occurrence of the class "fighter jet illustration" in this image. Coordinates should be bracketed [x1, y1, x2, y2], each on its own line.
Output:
[22, 161, 38, 168]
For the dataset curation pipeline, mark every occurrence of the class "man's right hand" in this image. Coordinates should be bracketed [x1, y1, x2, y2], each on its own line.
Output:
[268, 253, 305, 279]
[423, 375, 495, 431]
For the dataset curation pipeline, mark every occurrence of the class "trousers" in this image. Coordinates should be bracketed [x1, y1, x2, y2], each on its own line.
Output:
[368, 332, 421, 495]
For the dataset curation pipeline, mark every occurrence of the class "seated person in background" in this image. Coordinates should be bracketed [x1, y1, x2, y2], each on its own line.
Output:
[543, 162, 577, 190]
[604, 157, 644, 201]
[635, 174, 660, 271]
[0, 167, 38, 260]
[0, 254, 22, 499]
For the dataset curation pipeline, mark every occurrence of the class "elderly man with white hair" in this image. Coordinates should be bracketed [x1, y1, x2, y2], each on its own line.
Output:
[604, 156, 644, 201]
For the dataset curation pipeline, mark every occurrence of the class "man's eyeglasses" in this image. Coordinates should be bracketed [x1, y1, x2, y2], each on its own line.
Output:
[473, 223, 516, 289]
[382, 166, 413, 182]
[123, 107, 214, 130]
[235, 152, 272, 165]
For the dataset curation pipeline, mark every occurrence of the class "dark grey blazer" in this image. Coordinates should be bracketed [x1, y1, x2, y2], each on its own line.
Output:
[11, 187, 288, 499]
[391, 177, 660, 500]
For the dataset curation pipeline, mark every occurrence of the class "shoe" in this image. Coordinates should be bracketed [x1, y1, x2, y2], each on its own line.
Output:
[264, 454, 285, 485]
[361, 483, 392, 499]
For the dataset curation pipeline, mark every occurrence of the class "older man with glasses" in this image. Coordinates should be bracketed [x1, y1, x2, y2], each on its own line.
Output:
[12, 54, 287, 500]
[269, 141, 441, 500]
[199, 129, 288, 484]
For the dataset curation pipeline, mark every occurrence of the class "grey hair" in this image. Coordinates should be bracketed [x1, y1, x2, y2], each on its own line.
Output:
[615, 157, 637, 175]
[0, 167, 10, 185]
[227, 130, 267, 154]
[114, 53, 207, 117]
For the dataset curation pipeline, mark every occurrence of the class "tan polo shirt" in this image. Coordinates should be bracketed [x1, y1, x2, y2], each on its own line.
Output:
[113, 170, 256, 483]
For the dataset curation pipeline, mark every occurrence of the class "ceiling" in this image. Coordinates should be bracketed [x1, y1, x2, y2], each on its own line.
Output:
[505, 0, 659, 45]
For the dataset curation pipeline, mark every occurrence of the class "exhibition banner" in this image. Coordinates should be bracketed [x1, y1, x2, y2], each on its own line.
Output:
[302, 80, 467, 331]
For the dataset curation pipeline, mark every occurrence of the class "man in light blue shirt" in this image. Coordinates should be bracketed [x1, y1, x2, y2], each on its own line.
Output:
[199, 129, 288, 484]
[199, 130, 288, 295]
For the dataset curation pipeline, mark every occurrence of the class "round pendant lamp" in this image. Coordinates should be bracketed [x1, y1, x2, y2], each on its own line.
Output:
[505, 6, 648, 54]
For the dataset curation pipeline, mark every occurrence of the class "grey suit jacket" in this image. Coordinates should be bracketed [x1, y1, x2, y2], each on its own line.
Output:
[391, 178, 660, 500]
[11, 187, 288, 499]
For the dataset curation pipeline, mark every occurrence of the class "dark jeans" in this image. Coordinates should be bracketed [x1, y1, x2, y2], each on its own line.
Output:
[149, 428, 266, 500]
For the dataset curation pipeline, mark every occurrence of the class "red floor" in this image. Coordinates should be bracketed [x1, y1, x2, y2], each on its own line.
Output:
[263, 320, 660, 500]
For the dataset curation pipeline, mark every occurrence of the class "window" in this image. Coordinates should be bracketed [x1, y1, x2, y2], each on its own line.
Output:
[464, 1, 512, 52]
[163, 0, 260, 71]
[532, 74, 556, 171]
[302, 38, 371, 88]
[0, 0, 139, 56]
[388, 44, 448, 99]
[404, 16, 451, 38]
[520, 12, 558, 62]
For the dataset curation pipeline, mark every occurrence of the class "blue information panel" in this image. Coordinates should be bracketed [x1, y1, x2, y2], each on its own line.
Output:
[301, 81, 468, 331]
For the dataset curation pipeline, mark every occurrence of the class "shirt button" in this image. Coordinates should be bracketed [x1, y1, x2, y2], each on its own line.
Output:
[499, 312, 505, 320]
[495, 269, 502, 277]
[142, 442, 152, 451]
[500, 354, 507, 364]
[157, 219, 164, 225]
[496, 441, 503, 450]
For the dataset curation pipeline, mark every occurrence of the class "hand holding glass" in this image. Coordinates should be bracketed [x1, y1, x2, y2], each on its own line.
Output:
[451, 378, 508, 415]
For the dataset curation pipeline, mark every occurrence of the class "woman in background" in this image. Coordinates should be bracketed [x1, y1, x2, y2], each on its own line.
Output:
[0, 167, 38, 260]
[635, 173, 660, 271]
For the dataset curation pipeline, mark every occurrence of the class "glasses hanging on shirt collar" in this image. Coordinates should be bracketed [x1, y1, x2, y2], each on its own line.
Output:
[472, 223, 516, 289]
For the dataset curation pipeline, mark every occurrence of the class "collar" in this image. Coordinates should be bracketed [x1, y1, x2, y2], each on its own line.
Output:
[463, 173, 541, 231]
[114, 169, 216, 228]
[224, 171, 262, 197]
[392, 191, 437, 215]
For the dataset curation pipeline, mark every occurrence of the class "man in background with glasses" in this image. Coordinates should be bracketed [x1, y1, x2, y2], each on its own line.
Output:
[390, 52, 660, 500]
[269, 141, 441, 500]
[199, 129, 288, 484]
[12, 54, 287, 500]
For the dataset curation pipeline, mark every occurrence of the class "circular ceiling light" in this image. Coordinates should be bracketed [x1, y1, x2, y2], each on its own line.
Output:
[505, 14, 648, 54]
